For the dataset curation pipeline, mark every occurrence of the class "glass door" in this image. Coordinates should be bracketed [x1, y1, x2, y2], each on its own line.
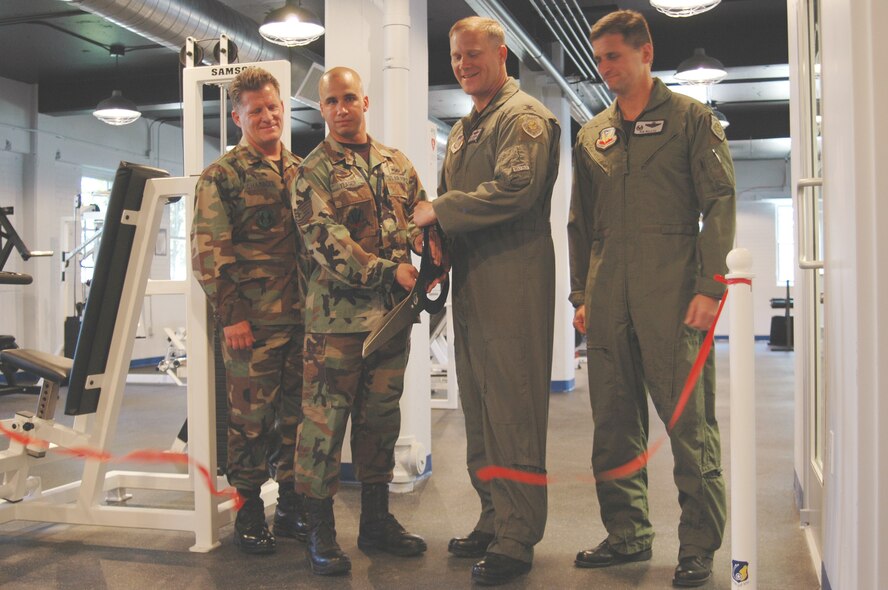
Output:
[793, 0, 825, 558]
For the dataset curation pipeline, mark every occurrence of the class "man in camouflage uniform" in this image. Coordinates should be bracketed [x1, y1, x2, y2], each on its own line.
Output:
[191, 66, 308, 555]
[289, 67, 428, 576]
[568, 11, 735, 587]
[413, 16, 561, 586]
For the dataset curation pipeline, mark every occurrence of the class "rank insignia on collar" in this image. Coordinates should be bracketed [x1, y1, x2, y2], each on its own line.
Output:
[468, 128, 483, 143]
[522, 116, 544, 138]
[596, 127, 618, 151]
[450, 134, 464, 153]
[634, 120, 665, 135]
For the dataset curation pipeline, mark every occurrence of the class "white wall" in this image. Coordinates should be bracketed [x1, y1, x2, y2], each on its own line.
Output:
[818, 0, 887, 588]
[0, 74, 210, 364]
[716, 158, 792, 339]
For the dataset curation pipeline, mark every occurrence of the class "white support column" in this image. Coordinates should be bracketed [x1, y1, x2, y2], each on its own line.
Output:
[325, 0, 432, 490]
[726, 248, 757, 589]
[519, 52, 575, 393]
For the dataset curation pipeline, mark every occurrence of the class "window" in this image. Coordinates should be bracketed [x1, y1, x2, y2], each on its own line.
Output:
[79, 176, 114, 284]
[168, 198, 187, 280]
[775, 201, 795, 287]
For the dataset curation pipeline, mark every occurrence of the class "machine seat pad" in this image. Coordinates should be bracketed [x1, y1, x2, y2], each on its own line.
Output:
[0, 335, 16, 349]
[0, 271, 33, 285]
[0, 348, 72, 383]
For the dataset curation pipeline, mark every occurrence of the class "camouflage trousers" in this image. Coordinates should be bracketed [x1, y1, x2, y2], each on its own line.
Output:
[221, 323, 303, 492]
[295, 330, 410, 499]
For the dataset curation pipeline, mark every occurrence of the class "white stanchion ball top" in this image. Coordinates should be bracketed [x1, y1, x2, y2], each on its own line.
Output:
[726, 248, 753, 273]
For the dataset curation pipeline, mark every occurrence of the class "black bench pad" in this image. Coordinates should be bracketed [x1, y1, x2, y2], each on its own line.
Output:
[0, 348, 72, 382]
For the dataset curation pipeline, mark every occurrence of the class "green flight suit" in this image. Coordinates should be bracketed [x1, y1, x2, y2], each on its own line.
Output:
[435, 78, 560, 564]
[289, 136, 424, 499]
[568, 78, 735, 560]
[191, 142, 307, 492]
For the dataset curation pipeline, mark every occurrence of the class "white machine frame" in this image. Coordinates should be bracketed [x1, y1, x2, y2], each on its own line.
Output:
[0, 44, 292, 552]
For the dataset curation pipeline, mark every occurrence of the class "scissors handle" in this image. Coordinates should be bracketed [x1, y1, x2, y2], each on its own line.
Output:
[418, 225, 449, 314]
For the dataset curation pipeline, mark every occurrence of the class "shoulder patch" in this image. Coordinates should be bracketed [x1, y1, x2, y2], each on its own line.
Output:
[294, 195, 312, 226]
[450, 134, 464, 154]
[710, 114, 726, 142]
[596, 127, 618, 151]
[521, 115, 544, 139]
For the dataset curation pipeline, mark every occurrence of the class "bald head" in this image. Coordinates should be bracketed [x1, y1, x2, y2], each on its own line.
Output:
[318, 66, 370, 145]
[319, 67, 364, 100]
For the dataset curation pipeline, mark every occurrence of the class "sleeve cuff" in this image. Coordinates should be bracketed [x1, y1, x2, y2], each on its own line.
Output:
[569, 291, 585, 308]
[378, 259, 399, 293]
[219, 299, 251, 327]
[695, 276, 727, 299]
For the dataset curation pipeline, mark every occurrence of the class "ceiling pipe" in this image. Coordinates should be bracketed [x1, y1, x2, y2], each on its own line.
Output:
[65, 0, 287, 61]
[560, 0, 603, 80]
[539, 0, 611, 107]
[541, 0, 598, 80]
[528, 0, 595, 81]
[62, 0, 322, 103]
[464, 0, 600, 121]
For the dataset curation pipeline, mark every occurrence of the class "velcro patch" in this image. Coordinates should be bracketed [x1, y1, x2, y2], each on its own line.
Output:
[450, 135, 464, 154]
[294, 196, 313, 225]
[521, 116, 544, 139]
[710, 114, 726, 142]
[596, 127, 618, 151]
[634, 120, 665, 135]
[468, 128, 483, 143]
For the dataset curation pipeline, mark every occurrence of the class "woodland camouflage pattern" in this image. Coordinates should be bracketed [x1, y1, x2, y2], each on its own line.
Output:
[289, 137, 425, 333]
[191, 141, 307, 491]
[192, 142, 307, 328]
[289, 135, 424, 499]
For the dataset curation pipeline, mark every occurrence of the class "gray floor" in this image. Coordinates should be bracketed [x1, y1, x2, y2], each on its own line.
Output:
[0, 342, 819, 589]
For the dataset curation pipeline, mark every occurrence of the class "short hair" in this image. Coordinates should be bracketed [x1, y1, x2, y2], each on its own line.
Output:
[449, 16, 505, 46]
[227, 66, 280, 107]
[589, 9, 652, 49]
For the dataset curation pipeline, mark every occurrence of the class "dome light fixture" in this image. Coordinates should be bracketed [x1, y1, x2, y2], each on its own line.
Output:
[259, 0, 325, 47]
[674, 48, 727, 85]
[93, 90, 142, 126]
[93, 45, 141, 126]
[649, 0, 721, 18]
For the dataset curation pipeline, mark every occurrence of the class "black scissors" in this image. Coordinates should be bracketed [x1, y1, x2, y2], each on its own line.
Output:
[362, 226, 449, 358]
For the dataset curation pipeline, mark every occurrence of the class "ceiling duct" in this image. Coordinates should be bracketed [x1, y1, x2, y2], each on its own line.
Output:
[465, 0, 605, 121]
[66, 0, 323, 106]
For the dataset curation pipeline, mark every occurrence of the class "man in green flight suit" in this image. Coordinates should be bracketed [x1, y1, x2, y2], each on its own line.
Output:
[568, 10, 736, 587]
[191, 66, 308, 555]
[289, 66, 428, 576]
[413, 16, 561, 587]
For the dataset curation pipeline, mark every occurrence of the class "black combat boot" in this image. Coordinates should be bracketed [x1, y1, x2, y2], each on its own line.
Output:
[273, 483, 308, 541]
[233, 491, 275, 555]
[357, 482, 427, 557]
[305, 496, 351, 576]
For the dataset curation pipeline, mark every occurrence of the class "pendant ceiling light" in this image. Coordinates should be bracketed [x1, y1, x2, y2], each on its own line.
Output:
[674, 48, 727, 85]
[649, 0, 721, 17]
[93, 45, 141, 126]
[259, 0, 325, 47]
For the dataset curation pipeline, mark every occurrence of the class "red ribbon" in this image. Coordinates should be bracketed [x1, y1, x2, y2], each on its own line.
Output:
[478, 274, 751, 485]
[0, 422, 243, 510]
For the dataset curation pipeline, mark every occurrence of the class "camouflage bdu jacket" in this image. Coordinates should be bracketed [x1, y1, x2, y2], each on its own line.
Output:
[290, 136, 426, 333]
[191, 142, 307, 327]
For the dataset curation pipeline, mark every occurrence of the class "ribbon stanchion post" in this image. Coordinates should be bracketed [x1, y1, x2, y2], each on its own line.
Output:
[726, 248, 757, 589]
